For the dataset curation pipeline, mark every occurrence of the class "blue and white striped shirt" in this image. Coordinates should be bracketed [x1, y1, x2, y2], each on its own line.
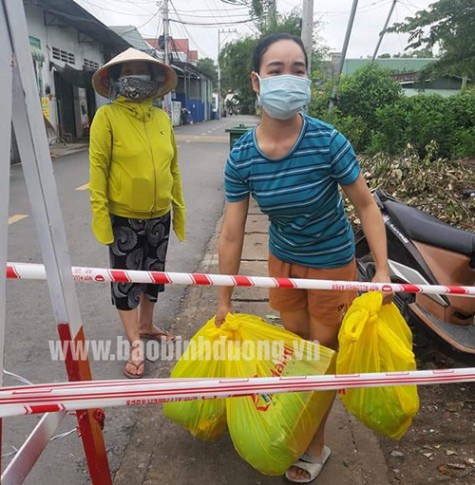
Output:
[224, 115, 360, 268]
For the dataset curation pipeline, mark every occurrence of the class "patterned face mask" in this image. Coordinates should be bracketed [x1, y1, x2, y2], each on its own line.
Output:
[114, 75, 159, 100]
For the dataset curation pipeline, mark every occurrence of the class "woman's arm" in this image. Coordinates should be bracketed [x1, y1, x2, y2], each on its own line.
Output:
[89, 109, 113, 245]
[216, 197, 250, 326]
[170, 127, 186, 241]
[342, 174, 393, 303]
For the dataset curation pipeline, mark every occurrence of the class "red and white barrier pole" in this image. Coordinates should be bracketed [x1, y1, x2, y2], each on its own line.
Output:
[0, 368, 474, 418]
[6, 262, 475, 296]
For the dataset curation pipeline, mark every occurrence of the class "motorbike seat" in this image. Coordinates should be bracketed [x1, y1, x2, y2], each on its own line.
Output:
[384, 199, 475, 258]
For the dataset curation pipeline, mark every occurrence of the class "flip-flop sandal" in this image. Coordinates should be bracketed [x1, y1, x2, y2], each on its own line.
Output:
[140, 329, 176, 343]
[285, 446, 331, 483]
[123, 360, 145, 379]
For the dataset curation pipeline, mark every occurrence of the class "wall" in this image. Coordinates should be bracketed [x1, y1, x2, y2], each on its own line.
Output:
[25, 3, 105, 139]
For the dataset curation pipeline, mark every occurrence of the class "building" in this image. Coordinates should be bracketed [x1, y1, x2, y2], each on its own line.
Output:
[172, 60, 213, 123]
[145, 37, 198, 64]
[341, 57, 436, 77]
[331, 57, 470, 97]
[109, 26, 156, 57]
[145, 37, 213, 123]
[24, 0, 129, 142]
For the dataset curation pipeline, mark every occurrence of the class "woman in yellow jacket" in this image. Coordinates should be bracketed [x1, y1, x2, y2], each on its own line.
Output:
[90, 48, 185, 378]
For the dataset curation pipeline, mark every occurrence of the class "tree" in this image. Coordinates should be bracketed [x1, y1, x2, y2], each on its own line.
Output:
[196, 58, 218, 88]
[321, 64, 402, 151]
[220, 37, 257, 113]
[389, 0, 475, 82]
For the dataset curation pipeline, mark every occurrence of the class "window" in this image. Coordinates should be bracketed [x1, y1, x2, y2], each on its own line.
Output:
[52, 46, 75, 65]
[83, 59, 99, 71]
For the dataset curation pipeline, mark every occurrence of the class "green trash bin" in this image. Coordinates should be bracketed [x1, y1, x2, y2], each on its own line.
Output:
[225, 124, 255, 149]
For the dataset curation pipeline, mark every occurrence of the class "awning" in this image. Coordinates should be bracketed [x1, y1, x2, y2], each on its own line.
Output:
[50, 62, 94, 89]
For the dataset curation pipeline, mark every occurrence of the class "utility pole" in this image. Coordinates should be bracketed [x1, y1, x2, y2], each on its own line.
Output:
[372, 0, 397, 61]
[329, 0, 359, 112]
[301, 0, 314, 74]
[217, 28, 235, 120]
[267, 0, 277, 28]
[161, 0, 172, 117]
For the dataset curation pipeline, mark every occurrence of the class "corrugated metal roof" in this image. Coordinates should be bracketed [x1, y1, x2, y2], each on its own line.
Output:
[343, 58, 437, 75]
[28, 0, 129, 53]
[109, 26, 155, 55]
[403, 88, 461, 98]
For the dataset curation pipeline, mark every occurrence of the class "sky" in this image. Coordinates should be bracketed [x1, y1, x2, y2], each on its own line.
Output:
[74, 0, 436, 61]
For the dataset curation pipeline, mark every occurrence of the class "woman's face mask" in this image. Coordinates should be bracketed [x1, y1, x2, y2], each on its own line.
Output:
[114, 74, 158, 100]
[256, 74, 311, 120]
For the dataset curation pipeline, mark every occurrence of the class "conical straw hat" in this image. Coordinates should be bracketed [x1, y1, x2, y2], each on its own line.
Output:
[92, 47, 177, 98]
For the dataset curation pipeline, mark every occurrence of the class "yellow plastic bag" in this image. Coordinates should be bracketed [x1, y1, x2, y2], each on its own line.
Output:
[164, 313, 335, 475]
[337, 292, 419, 439]
[223, 314, 335, 476]
[163, 321, 227, 441]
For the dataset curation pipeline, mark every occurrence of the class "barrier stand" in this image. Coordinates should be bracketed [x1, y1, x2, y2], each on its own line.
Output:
[1, 1, 111, 483]
[0, 0, 13, 472]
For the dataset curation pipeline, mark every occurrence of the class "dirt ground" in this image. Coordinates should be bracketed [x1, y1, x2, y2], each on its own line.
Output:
[378, 348, 475, 485]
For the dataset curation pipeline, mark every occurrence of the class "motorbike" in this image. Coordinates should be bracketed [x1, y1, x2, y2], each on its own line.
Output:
[355, 190, 475, 365]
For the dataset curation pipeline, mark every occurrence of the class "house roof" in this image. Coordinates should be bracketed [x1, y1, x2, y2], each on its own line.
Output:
[172, 60, 211, 81]
[171, 39, 189, 53]
[343, 58, 437, 75]
[110, 26, 155, 55]
[145, 38, 198, 63]
[29, 0, 129, 53]
[402, 88, 461, 98]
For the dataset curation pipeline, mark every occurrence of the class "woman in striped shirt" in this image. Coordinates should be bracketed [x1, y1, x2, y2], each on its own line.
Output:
[215, 33, 392, 483]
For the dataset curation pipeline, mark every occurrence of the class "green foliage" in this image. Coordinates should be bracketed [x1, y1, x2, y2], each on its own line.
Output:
[336, 64, 401, 147]
[309, 65, 401, 152]
[453, 128, 475, 158]
[370, 92, 475, 159]
[368, 98, 411, 155]
[196, 58, 218, 88]
[220, 37, 257, 114]
[309, 63, 475, 159]
[389, 0, 475, 78]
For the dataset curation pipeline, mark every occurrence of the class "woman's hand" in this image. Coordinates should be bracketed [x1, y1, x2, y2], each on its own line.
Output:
[215, 303, 232, 327]
[372, 268, 394, 305]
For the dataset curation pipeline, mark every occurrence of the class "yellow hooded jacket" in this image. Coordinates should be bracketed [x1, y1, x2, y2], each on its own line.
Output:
[89, 97, 185, 244]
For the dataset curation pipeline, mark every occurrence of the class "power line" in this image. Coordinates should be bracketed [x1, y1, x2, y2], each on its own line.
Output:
[77, 0, 152, 16]
[169, 0, 213, 58]
[169, 11, 252, 19]
[170, 17, 261, 26]
[173, 7, 250, 14]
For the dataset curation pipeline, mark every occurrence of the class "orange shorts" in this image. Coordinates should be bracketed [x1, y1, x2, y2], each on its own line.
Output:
[268, 253, 357, 326]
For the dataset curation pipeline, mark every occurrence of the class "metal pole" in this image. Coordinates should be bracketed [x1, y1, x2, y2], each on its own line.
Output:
[0, 0, 13, 470]
[329, 0, 359, 112]
[162, 0, 172, 117]
[372, 0, 397, 61]
[217, 28, 221, 120]
[301, 0, 314, 74]
[217, 28, 236, 120]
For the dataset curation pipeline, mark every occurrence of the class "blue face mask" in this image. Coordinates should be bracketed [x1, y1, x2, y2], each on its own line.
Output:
[257, 74, 311, 120]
